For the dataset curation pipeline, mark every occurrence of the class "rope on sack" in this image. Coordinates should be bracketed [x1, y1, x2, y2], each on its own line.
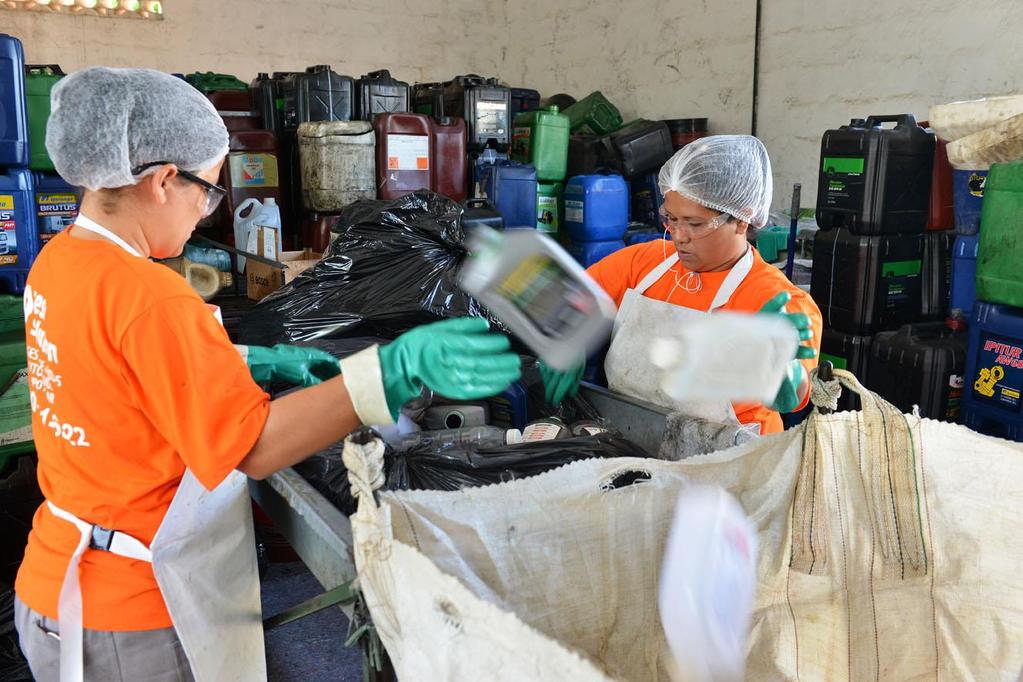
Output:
[810, 364, 842, 413]
[342, 427, 387, 506]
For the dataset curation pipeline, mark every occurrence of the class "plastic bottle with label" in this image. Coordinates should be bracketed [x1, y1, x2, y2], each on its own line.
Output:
[215, 130, 284, 243]
[233, 198, 282, 273]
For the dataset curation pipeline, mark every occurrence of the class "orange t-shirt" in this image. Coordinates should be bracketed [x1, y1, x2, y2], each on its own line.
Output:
[15, 229, 270, 631]
[587, 240, 823, 434]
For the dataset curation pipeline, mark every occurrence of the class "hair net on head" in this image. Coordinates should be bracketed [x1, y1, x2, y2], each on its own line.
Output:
[657, 135, 774, 228]
[46, 67, 230, 191]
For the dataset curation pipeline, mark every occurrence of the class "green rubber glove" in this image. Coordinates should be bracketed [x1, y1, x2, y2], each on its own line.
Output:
[759, 292, 817, 413]
[378, 317, 522, 420]
[540, 360, 585, 407]
[240, 344, 341, 387]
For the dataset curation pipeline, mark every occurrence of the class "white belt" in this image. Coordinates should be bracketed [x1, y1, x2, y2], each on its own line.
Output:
[46, 501, 153, 682]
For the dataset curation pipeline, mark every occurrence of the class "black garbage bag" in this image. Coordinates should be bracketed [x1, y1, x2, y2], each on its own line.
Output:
[0, 582, 31, 681]
[386, 431, 649, 492]
[238, 191, 508, 346]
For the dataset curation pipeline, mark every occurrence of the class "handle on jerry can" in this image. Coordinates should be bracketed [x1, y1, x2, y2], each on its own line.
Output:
[864, 114, 917, 129]
[365, 69, 392, 80]
[465, 198, 493, 209]
[26, 64, 65, 76]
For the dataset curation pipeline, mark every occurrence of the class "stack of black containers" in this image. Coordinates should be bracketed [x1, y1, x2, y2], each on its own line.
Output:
[811, 114, 965, 419]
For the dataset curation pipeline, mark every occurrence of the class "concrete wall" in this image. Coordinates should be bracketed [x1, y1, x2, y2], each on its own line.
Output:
[6, 0, 1023, 209]
[1, 0, 488, 83]
[490, 0, 756, 136]
[757, 0, 1023, 207]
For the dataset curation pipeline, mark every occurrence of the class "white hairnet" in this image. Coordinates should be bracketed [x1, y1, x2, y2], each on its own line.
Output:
[657, 135, 774, 228]
[47, 67, 230, 191]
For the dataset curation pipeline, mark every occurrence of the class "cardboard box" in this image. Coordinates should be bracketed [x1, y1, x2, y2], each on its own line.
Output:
[246, 235, 323, 300]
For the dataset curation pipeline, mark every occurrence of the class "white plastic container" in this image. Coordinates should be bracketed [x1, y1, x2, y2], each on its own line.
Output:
[929, 94, 1023, 142]
[659, 485, 757, 682]
[459, 225, 617, 371]
[650, 311, 799, 405]
[233, 197, 282, 273]
[298, 120, 376, 211]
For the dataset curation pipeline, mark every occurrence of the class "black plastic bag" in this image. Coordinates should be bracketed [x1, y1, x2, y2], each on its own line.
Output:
[238, 191, 507, 346]
[386, 431, 649, 492]
[0, 582, 32, 681]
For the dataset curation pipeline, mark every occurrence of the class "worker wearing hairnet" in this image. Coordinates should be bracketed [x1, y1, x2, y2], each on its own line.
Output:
[543, 136, 821, 434]
[14, 67, 521, 682]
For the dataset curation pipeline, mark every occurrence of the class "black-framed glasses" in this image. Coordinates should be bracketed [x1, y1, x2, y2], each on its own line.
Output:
[131, 161, 227, 218]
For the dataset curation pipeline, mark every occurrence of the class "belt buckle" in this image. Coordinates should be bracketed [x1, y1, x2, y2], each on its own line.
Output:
[90, 526, 114, 551]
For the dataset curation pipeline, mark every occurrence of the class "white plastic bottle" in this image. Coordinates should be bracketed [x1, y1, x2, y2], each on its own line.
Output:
[658, 486, 758, 682]
[233, 197, 283, 273]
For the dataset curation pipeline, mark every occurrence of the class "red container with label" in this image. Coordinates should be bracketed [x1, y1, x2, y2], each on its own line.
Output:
[921, 121, 953, 231]
[431, 116, 467, 203]
[215, 130, 284, 243]
[374, 113, 433, 200]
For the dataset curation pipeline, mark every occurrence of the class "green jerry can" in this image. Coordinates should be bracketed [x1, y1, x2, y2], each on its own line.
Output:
[511, 106, 570, 182]
[537, 182, 563, 235]
[25, 65, 64, 172]
[977, 160, 1023, 308]
[561, 91, 623, 136]
[185, 72, 248, 93]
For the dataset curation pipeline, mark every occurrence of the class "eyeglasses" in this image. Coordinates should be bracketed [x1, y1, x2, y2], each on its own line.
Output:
[659, 208, 732, 239]
[132, 162, 227, 218]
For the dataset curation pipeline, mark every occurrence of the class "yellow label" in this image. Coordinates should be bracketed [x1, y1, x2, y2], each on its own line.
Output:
[498, 254, 549, 299]
[1003, 388, 1020, 400]
[0, 195, 13, 210]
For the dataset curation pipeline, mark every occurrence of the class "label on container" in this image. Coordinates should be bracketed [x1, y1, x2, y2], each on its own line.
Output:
[946, 373, 964, 421]
[972, 335, 1023, 412]
[512, 126, 532, 158]
[496, 253, 596, 338]
[564, 199, 584, 224]
[968, 172, 986, 198]
[821, 156, 865, 211]
[0, 195, 18, 265]
[386, 134, 430, 171]
[475, 101, 508, 138]
[882, 259, 921, 310]
[537, 194, 559, 234]
[229, 153, 280, 189]
[36, 192, 79, 240]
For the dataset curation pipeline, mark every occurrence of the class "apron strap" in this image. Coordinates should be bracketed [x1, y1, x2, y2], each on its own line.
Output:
[46, 501, 152, 682]
[636, 253, 680, 294]
[709, 245, 755, 311]
[73, 214, 144, 258]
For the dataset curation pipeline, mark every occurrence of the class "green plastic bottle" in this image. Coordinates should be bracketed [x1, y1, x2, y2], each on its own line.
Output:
[512, 106, 570, 182]
[185, 72, 248, 93]
[25, 65, 64, 171]
[977, 160, 1023, 307]
[537, 182, 563, 235]
[561, 91, 623, 136]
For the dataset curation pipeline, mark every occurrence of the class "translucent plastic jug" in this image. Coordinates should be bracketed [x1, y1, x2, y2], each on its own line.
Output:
[512, 106, 570, 182]
[233, 198, 282, 273]
[977, 160, 1023, 308]
[298, 121, 376, 211]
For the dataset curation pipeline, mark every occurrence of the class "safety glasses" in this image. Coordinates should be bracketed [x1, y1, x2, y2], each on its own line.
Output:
[659, 208, 732, 239]
[132, 162, 227, 219]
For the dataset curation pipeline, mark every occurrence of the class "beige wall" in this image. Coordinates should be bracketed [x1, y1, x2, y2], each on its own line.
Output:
[1, 0, 488, 83]
[6, 0, 1023, 210]
[490, 0, 756, 136]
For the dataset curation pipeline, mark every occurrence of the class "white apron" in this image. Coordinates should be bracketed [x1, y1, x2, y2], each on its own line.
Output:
[604, 246, 755, 424]
[46, 215, 266, 682]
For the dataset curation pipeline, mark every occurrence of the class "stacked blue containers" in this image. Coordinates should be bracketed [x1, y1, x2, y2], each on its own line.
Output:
[0, 35, 37, 294]
[479, 161, 537, 229]
[564, 174, 628, 267]
[961, 302, 1023, 442]
[951, 234, 978, 318]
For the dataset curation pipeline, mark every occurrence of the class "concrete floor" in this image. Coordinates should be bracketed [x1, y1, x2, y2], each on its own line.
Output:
[261, 561, 364, 682]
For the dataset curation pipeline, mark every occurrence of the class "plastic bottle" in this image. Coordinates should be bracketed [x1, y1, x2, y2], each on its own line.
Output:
[391, 426, 521, 453]
[233, 198, 282, 273]
[659, 486, 757, 682]
[521, 418, 570, 441]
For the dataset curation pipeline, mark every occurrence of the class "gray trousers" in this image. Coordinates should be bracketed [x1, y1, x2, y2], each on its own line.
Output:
[14, 596, 195, 682]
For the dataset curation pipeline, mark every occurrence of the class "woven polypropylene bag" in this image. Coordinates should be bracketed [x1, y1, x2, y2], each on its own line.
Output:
[344, 371, 1023, 680]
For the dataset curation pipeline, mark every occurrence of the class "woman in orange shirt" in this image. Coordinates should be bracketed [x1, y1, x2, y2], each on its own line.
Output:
[14, 67, 521, 682]
[543, 136, 821, 435]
